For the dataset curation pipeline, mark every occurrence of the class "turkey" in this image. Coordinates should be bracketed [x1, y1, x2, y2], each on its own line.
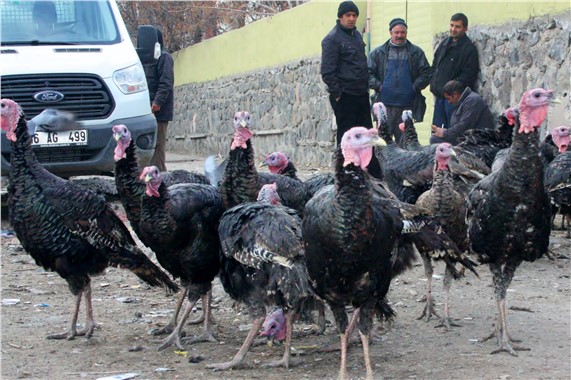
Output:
[112, 124, 209, 245]
[373, 103, 440, 203]
[263, 151, 399, 204]
[415, 143, 479, 328]
[137, 166, 224, 350]
[207, 183, 318, 370]
[454, 107, 518, 168]
[466, 88, 558, 356]
[399, 109, 491, 181]
[0, 98, 179, 340]
[544, 126, 571, 237]
[113, 124, 212, 330]
[262, 151, 334, 202]
[219, 111, 306, 213]
[303, 127, 472, 379]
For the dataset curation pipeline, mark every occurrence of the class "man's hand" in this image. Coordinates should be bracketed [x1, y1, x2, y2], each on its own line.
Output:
[431, 125, 445, 138]
[151, 103, 161, 113]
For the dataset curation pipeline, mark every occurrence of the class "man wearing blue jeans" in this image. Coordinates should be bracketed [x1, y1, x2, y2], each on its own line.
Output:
[430, 13, 479, 129]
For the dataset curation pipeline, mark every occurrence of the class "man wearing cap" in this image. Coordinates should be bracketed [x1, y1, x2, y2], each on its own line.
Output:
[321, 0, 382, 179]
[430, 13, 479, 130]
[368, 18, 432, 145]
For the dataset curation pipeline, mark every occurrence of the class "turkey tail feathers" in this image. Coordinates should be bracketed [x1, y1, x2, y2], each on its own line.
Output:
[375, 297, 396, 323]
[114, 245, 180, 295]
[409, 218, 479, 279]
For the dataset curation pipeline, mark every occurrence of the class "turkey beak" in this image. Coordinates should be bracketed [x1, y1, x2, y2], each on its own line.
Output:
[450, 148, 457, 157]
[370, 135, 386, 147]
[240, 120, 247, 127]
[142, 173, 153, 183]
[113, 132, 122, 142]
[258, 160, 268, 169]
[266, 337, 274, 348]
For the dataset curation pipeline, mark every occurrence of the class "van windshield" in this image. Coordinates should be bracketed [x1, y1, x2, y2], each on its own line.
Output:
[1, 0, 120, 45]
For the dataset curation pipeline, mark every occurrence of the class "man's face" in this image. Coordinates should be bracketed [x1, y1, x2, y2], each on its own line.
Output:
[449, 19, 467, 40]
[339, 12, 358, 29]
[444, 91, 461, 105]
[389, 25, 407, 45]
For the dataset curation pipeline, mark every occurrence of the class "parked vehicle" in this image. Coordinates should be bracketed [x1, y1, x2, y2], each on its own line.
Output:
[1, 0, 157, 178]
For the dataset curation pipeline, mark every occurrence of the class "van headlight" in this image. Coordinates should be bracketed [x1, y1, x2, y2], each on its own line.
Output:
[113, 63, 148, 94]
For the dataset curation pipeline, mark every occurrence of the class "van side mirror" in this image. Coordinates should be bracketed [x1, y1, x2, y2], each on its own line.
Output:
[136, 25, 158, 64]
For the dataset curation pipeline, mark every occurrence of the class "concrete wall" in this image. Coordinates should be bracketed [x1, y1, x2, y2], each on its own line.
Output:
[169, 1, 570, 169]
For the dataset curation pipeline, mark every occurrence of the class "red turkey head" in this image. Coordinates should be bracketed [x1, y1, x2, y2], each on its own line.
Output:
[112, 124, 132, 161]
[341, 127, 384, 170]
[231, 111, 253, 150]
[259, 308, 286, 346]
[518, 88, 558, 134]
[552, 126, 570, 153]
[435, 142, 456, 170]
[264, 152, 289, 174]
[140, 166, 163, 197]
[0, 98, 22, 142]
[257, 183, 281, 205]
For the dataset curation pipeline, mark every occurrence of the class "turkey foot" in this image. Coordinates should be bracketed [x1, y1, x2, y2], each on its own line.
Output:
[149, 323, 175, 336]
[491, 341, 530, 357]
[181, 330, 218, 344]
[156, 330, 185, 351]
[261, 357, 301, 368]
[319, 334, 361, 352]
[435, 317, 461, 329]
[417, 294, 440, 322]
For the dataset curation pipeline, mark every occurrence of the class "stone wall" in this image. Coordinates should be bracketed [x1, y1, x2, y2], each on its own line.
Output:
[170, 12, 570, 168]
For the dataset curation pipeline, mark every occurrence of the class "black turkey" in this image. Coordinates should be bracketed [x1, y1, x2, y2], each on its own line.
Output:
[113, 124, 211, 329]
[303, 127, 470, 379]
[112, 124, 208, 246]
[0, 99, 178, 340]
[466, 88, 557, 356]
[455, 107, 518, 168]
[219, 111, 306, 213]
[415, 143, 478, 328]
[138, 166, 224, 350]
[399, 109, 491, 189]
[263, 151, 334, 203]
[207, 183, 317, 370]
[544, 126, 571, 237]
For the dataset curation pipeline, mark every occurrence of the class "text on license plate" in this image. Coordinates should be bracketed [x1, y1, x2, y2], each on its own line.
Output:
[32, 130, 89, 147]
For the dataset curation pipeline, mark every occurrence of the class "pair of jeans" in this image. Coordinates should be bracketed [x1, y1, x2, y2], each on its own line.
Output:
[432, 97, 455, 130]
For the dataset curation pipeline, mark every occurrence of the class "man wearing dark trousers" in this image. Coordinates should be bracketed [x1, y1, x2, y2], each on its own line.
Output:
[321, 1, 382, 179]
[430, 13, 479, 130]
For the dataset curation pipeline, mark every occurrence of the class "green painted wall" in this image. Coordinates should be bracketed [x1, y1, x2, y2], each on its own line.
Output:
[173, 0, 368, 86]
[175, 1, 569, 86]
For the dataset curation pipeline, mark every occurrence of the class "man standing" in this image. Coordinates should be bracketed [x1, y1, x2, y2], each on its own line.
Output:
[321, 1, 381, 178]
[146, 29, 174, 172]
[368, 18, 432, 145]
[430, 13, 479, 130]
[430, 80, 494, 145]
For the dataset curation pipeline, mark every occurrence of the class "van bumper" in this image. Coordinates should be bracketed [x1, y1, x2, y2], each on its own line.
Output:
[1, 114, 157, 178]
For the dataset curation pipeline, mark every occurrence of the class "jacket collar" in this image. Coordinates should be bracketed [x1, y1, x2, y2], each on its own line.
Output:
[458, 87, 472, 104]
[336, 19, 356, 35]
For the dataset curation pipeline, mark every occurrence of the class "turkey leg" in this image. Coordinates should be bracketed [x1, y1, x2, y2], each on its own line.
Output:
[206, 317, 265, 371]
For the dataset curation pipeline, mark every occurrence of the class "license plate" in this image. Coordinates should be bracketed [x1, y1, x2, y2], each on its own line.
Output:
[32, 130, 89, 147]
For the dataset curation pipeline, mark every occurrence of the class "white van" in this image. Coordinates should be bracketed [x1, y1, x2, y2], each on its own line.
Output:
[0, 0, 156, 178]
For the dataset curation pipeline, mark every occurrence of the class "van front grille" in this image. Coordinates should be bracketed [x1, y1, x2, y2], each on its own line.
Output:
[1, 73, 115, 120]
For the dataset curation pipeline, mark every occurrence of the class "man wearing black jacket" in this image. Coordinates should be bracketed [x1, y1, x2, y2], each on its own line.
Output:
[145, 29, 174, 172]
[321, 1, 382, 179]
[430, 13, 479, 130]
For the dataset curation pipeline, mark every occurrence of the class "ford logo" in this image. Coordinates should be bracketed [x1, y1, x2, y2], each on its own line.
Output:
[33, 91, 65, 103]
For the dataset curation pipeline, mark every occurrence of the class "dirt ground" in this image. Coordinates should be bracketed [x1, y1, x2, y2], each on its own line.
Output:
[1, 155, 570, 380]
